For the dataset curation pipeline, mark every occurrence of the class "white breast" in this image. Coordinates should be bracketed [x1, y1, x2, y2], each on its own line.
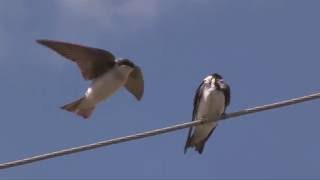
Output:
[197, 87, 225, 119]
[83, 65, 133, 107]
[192, 87, 225, 143]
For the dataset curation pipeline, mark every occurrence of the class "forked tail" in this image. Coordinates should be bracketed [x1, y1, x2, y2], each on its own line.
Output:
[60, 97, 85, 112]
[60, 97, 95, 119]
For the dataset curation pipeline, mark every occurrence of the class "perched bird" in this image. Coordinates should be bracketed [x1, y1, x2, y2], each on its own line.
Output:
[184, 73, 230, 154]
[37, 39, 144, 119]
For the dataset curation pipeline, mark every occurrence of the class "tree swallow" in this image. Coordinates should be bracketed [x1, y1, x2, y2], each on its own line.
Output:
[37, 39, 144, 119]
[184, 73, 230, 154]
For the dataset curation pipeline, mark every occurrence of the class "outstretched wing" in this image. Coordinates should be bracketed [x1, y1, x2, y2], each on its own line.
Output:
[125, 67, 144, 100]
[37, 39, 116, 80]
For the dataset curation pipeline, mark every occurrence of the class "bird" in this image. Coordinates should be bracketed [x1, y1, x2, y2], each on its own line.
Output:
[184, 73, 230, 154]
[37, 39, 144, 119]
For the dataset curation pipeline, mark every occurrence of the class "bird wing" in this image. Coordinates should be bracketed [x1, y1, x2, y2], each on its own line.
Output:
[192, 81, 205, 120]
[223, 83, 231, 107]
[184, 80, 205, 153]
[125, 66, 144, 100]
[37, 39, 116, 80]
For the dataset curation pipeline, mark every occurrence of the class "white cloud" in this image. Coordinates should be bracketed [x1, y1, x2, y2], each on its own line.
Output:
[57, 0, 159, 30]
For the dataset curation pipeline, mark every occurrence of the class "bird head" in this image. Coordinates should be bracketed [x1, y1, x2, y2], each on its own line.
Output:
[204, 73, 226, 89]
[116, 58, 137, 73]
[117, 58, 135, 67]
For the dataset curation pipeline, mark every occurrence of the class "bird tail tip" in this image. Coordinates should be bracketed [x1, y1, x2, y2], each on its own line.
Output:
[60, 97, 95, 119]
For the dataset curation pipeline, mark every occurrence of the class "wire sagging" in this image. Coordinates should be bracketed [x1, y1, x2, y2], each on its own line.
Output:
[1, 92, 320, 170]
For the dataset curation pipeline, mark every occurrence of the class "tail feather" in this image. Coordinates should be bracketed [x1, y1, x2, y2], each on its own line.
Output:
[184, 140, 191, 154]
[77, 107, 95, 119]
[60, 97, 95, 119]
[185, 137, 205, 154]
[184, 127, 216, 154]
[185, 138, 205, 154]
[195, 142, 205, 154]
[184, 127, 193, 154]
[60, 97, 85, 112]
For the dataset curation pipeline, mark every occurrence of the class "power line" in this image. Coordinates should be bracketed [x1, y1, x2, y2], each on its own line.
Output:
[1, 92, 320, 170]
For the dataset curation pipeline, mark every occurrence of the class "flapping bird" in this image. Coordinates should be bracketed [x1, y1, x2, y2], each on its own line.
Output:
[37, 39, 144, 119]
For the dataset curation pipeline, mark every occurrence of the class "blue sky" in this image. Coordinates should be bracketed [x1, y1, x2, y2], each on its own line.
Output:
[0, 0, 320, 179]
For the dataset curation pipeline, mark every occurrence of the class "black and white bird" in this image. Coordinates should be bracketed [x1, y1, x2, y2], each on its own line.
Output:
[184, 73, 230, 154]
[37, 39, 144, 119]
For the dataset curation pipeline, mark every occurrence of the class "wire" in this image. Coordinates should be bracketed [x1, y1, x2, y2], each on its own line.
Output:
[1, 92, 320, 170]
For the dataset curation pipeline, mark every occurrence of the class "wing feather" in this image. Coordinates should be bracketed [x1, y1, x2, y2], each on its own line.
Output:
[125, 67, 144, 100]
[37, 39, 116, 80]
[184, 80, 205, 153]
